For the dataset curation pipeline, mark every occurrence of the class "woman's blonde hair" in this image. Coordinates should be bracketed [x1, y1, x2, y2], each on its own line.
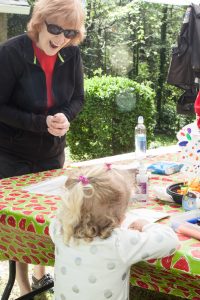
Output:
[58, 165, 132, 244]
[27, 0, 85, 45]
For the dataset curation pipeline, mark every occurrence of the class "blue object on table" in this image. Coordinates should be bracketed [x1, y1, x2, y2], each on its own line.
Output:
[187, 218, 200, 226]
[147, 162, 183, 175]
[187, 217, 199, 224]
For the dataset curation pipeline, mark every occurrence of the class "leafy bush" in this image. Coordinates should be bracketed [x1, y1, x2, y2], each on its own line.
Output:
[67, 75, 156, 161]
[159, 84, 195, 137]
[8, 14, 29, 38]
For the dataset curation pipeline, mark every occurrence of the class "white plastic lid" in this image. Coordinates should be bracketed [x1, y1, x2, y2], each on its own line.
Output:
[139, 167, 147, 174]
[138, 116, 144, 124]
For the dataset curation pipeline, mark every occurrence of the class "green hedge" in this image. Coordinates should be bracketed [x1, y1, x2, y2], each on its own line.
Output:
[67, 75, 156, 161]
[159, 83, 195, 136]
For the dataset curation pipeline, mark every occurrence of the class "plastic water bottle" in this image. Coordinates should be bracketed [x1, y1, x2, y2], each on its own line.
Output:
[135, 166, 149, 203]
[135, 116, 147, 159]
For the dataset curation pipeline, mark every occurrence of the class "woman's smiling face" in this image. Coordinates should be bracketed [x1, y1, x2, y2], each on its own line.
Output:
[37, 18, 70, 56]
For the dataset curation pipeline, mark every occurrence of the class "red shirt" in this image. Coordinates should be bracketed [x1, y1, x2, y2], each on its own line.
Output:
[33, 43, 57, 108]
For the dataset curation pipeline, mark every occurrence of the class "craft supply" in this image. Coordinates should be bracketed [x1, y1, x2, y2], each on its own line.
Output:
[186, 217, 200, 226]
[187, 217, 199, 224]
[166, 183, 184, 204]
[121, 208, 169, 229]
[135, 166, 148, 203]
[182, 190, 200, 211]
[152, 186, 174, 202]
[147, 161, 183, 175]
[177, 121, 200, 178]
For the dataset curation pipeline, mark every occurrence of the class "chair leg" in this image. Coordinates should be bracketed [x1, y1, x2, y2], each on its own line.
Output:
[1, 260, 16, 300]
[15, 282, 54, 300]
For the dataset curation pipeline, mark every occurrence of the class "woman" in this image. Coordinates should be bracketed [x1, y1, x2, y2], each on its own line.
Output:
[0, 0, 85, 296]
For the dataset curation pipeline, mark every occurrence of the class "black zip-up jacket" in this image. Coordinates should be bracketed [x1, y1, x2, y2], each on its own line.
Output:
[0, 34, 84, 161]
[167, 4, 200, 90]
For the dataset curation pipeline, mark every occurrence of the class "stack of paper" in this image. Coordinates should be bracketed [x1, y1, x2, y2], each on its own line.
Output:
[121, 208, 169, 229]
[22, 175, 68, 196]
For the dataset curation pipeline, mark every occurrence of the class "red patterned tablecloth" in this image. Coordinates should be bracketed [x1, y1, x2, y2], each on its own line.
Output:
[0, 152, 200, 299]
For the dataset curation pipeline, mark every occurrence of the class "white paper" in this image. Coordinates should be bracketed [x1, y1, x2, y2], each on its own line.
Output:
[152, 186, 174, 203]
[22, 175, 68, 196]
[121, 208, 169, 229]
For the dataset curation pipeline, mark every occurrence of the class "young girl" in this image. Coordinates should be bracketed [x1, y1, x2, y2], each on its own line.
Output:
[49, 164, 179, 300]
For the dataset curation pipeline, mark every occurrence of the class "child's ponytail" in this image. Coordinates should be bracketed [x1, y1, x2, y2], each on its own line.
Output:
[58, 165, 132, 244]
[58, 179, 87, 244]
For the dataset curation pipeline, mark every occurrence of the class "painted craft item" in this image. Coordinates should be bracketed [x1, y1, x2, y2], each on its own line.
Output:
[177, 121, 200, 178]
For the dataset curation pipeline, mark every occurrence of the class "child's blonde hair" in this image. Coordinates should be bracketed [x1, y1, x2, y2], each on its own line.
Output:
[27, 0, 85, 45]
[58, 165, 132, 244]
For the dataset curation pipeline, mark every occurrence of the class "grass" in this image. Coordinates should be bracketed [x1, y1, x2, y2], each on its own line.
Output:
[149, 133, 177, 149]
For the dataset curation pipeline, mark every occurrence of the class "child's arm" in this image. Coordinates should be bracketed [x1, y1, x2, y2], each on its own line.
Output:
[49, 217, 62, 243]
[117, 222, 179, 266]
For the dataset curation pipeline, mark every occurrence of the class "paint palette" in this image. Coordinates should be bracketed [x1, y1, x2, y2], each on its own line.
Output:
[166, 183, 184, 205]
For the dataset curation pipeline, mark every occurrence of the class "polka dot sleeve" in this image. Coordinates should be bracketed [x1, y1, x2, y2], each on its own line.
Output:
[116, 224, 179, 266]
[49, 217, 62, 243]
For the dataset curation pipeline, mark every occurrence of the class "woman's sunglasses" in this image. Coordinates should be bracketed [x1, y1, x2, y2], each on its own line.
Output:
[45, 21, 79, 39]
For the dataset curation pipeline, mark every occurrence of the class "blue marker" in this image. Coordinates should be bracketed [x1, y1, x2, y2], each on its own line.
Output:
[187, 218, 199, 224]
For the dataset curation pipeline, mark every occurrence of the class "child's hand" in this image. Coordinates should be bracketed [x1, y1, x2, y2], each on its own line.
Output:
[128, 219, 150, 232]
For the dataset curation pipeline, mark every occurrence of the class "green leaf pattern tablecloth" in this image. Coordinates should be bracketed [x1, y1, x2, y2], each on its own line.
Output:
[0, 153, 200, 299]
[0, 169, 64, 265]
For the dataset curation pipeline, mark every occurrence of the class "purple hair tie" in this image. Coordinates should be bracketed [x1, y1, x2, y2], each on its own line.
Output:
[78, 175, 89, 185]
[105, 163, 112, 171]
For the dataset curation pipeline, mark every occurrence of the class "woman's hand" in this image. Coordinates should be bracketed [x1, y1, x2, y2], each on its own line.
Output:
[128, 219, 150, 232]
[46, 113, 70, 137]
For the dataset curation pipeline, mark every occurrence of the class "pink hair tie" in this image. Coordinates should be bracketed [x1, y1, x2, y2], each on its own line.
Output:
[105, 163, 112, 170]
[78, 175, 89, 185]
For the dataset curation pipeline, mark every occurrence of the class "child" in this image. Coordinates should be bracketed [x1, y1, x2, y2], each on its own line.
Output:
[49, 164, 179, 300]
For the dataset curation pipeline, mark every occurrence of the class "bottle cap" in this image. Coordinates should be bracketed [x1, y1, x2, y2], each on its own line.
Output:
[138, 116, 144, 124]
[139, 167, 147, 174]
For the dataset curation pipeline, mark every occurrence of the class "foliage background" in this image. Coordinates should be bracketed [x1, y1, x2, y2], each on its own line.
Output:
[68, 75, 156, 160]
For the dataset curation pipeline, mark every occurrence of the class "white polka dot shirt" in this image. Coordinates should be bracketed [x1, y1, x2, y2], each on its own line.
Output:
[49, 218, 179, 300]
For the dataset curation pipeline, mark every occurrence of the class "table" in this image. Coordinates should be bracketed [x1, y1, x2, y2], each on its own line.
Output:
[1, 147, 200, 300]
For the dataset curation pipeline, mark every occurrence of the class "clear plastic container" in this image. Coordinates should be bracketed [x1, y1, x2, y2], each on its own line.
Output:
[135, 166, 148, 203]
[135, 116, 146, 159]
[182, 190, 200, 211]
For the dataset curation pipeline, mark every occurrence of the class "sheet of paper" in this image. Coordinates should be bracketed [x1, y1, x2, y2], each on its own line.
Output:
[152, 186, 174, 203]
[22, 175, 68, 196]
[121, 208, 169, 229]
